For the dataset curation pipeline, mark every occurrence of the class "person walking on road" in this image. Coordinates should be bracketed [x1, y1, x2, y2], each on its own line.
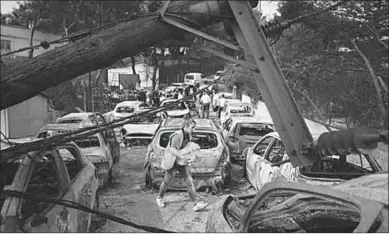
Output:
[212, 90, 220, 114]
[218, 94, 226, 118]
[137, 90, 146, 104]
[156, 117, 208, 212]
[200, 90, 212, 119]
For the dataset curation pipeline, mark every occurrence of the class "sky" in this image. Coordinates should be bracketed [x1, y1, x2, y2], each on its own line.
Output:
[1, 1, 279, 17]
[1, 1, 19, 14]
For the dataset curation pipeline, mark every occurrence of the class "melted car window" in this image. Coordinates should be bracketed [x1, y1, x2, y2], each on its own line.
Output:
[159, 132, 218, 149]
[238, 123, 274, 136]
[59, 148, 83, 181]
[58, 119, 82, 124]
[75, 137, 100, 148]
[116, 106, 135, 113]
[21, 153, 60, 221]
[162, 102, 187, 110]
[253, 137, 273, 156]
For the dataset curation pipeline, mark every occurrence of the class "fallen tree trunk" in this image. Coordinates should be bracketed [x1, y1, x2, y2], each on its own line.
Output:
[0, 0, 237, 110]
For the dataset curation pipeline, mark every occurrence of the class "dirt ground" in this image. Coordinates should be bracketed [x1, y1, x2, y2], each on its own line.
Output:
[93, 146, 255, 233]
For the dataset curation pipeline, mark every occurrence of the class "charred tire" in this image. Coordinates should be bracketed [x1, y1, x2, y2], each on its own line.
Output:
[90, 191, 102, 232]
[108, 168, 113, 184]
[224, 164, 232, 185]
[145, 167, 153, 189]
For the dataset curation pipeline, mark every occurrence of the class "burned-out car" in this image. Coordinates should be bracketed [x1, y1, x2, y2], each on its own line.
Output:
[37, 125, 115, 188]
[1, 139, 99, 233]
[205, 172, 388, 233]
[222, 116, 275, 164]
[110, 101, 150, 140]
[52, 112, 120, 163]
[160, 99, 190, 118]
[245, 132, 383, 190]
[121, 120, 160, 146]
[220, 102, 255, 127]
[244, 119, 380, 191]
[144, 118, 231, 193]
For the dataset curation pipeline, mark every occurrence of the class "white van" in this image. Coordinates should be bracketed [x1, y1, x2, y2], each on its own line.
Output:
[184, 72, 205, 86]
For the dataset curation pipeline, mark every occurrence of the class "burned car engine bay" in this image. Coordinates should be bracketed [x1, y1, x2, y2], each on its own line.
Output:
[298, 153, 381, 180]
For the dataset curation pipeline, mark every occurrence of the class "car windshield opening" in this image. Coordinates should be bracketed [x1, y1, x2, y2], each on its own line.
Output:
[185, 75, 194, 80]
[163, 102, 186, 110]
[159, 132, 218, 149]
[74, 137, 100, 148]
[299, 153, 376, 180]
[57, 119, 82, 124]
[0, 156, 24, 209]
[116, 106, 135, 113]
[238, 124, 274, 137]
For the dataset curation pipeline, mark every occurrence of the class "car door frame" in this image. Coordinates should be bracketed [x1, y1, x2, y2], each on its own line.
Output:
[22, 149, 73, 232]
[248, 136, 276, 189]
[96, 113, 120, 163]
[55, 144, 98, 233]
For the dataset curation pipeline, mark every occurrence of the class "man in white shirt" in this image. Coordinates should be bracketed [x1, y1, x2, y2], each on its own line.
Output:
[218, 94, 226, 118]
[212, 90, 220, 113]
[200, 90, 212, 119]
[178, 90, 184, 99]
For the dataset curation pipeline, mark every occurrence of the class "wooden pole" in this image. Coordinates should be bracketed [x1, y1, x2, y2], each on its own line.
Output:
[1, 1, 233, 110]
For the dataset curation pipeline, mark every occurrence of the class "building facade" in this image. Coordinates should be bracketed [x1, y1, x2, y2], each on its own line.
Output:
[1, 24, 64, 139]
[1, 24, 64, 58]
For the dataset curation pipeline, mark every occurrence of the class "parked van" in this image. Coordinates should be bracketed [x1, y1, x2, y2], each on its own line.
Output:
[184, 72, 205, 86]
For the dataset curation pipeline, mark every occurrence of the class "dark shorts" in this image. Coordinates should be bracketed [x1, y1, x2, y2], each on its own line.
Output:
[166, 162, 190, 178]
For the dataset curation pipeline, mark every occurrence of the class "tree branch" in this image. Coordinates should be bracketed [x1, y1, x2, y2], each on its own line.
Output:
[350, 38, 387, 121]
[293, 88, 333, 132]
[1, 1, 233, 110]
[366, 23, 389, 50]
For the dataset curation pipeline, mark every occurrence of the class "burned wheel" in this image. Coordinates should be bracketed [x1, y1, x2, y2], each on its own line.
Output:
[145, 167, 153, 188]
[108, 168, 113, 184]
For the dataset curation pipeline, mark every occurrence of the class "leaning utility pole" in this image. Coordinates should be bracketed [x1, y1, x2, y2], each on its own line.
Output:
[1, 0, 244, 110]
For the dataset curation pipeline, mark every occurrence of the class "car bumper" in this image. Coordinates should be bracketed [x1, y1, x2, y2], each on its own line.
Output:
[231, 152, 245, 164]
[151, 169, 224, 191]
[124, 136, 153, 145]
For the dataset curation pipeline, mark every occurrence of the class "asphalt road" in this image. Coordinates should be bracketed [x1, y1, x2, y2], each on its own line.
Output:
[93, 146, 255, 233]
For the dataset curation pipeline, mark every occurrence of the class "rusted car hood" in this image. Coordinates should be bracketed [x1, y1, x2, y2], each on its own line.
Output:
[153, 147, 223, 173]
[122, 123, 159, 136]
[80, 147, 107, 163]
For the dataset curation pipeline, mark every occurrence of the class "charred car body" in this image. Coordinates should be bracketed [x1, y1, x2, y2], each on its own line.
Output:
[37, 124, 115, 188]
[205, 172, 388, 233]
[110, 101, 150, 141]
[52, 112, 120, 163]
[1, 139, 99, 233]
[144, 118, 231, 193]
[160, 99, 190, 118]
[245, 131, 382, 191]
[222, 116, 275, 164]
[220, 102, 255, 127]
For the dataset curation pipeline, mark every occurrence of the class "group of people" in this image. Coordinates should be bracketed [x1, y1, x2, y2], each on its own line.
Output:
[137, 89, 161, 107]
[199, 89, 226, 119]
